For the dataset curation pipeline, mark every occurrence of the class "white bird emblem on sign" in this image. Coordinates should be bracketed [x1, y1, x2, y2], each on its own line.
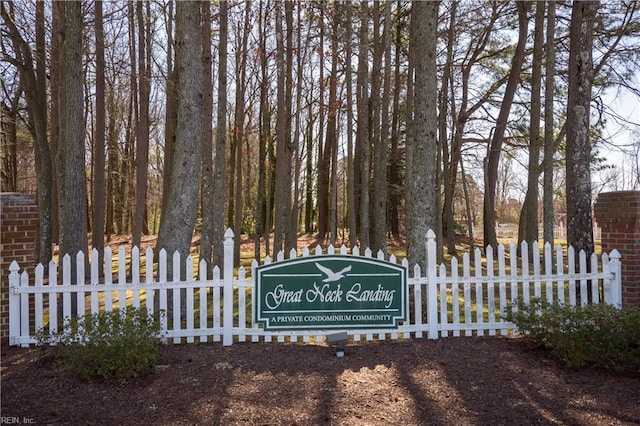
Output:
[315, 263, 352, 282]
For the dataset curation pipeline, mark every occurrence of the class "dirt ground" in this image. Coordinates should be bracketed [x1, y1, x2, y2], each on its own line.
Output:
[2, 336, 639, 425]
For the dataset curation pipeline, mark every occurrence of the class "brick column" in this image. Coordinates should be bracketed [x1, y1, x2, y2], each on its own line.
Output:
[594, 190, 640, 307]
[1, 193, 38, 343]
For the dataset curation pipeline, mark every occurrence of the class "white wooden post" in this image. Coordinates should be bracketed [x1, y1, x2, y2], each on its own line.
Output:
[223, 228, 235, 346]
[8, 261, 21, 346]
[426, 229, 438, 339]
[607, 249, 622, 306]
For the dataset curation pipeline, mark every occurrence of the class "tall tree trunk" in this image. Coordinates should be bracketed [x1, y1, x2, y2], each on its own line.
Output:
[156, 1, 203, 273]
[57, 0, 88, 271]
[543, 1, 556, 247]
[50, 2, 61, 245]
[321, 7, 339, 245]
[388, 6, 402, 241]
[133, 1, 150, 248]
[232, 2, 251, 266]
[406, 1, 438, 270]
[357, 1, 370, 248]
[200, 0, 215, 271]
[304, 112, 315, 235]
[371, 1, 391, 253]
[440, 1, 456, 256]
[105, 85, 118, 241]
[211, 0, 228, 268]
[316, 7, 328, 243]
[483, 2, 530, 250]
[93, 0, 106, 263]
[162, 1, 177, 223]
[273, 1, 293, 256]
[284, 1, 296, 253]
[291, 2, 307, 248]
[518, 1, 545, 249]
[255, 1, 269, 259]
[566, 1, 598, 259]
[345, 0, 357, 248]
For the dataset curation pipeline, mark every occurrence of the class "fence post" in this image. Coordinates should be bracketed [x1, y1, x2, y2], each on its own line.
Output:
[608, 249, 622, 307]
[426, 230, 438, 339]
[223, 228, 235, 346]
[8, 261, 20, 346]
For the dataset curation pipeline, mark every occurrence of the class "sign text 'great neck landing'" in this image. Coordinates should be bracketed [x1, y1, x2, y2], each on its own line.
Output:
[254, 255, 408, 331]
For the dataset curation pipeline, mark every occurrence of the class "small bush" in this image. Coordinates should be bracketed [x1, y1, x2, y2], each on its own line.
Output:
[506, 300, 640, 371]
[36, 307, 164, 383]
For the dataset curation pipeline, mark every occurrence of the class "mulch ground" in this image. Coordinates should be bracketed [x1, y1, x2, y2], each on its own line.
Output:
[2, 336, 639, 425]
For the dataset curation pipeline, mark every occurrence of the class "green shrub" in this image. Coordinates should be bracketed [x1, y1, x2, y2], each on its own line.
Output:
[506, 299, 640, 371]
[36, 307, 164, 383]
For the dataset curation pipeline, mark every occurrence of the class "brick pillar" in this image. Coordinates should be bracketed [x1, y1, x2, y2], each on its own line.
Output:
[1, 193, 38, 343]
[594, 190, 640, 307]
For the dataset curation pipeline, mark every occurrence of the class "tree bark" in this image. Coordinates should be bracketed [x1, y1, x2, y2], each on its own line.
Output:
[518, 1, 545, 249]
[133, 1, 151, 248]
[232, 2, 251, 265]
[566, 1, 598, 259]
[371, 1, 391, 254]
[543, 1, 556, 247]
[200, 0, 215, 271]
[93, 0, 106, 263]
[273, 1, 293, 256]
[356, 1, 370, 248]
[156, 1, 203, 272]
[57, 0, 88, 270]
[211, 0, 228, 268]
[406, 1, 438, 270]
[345, 0, 357, 248]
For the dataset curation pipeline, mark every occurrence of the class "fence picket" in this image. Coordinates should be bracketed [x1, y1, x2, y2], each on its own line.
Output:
[544, 243, 553, 304]
[186, 256, 195, 344]
[474, 248, 484, 337]
[439, 263, 448, 337]
[20, 272, 29, 344]
[132, 247, 141, 308]
[90, 249, 100, 314]
[486, 245, 496, 336]
[591, 253, 599, 304]
[118, 246, 126, 310]
[556, 244, 565, 304]
[212, 265, 221, 342]
[238, 266, 247, 343]
[463, 253, 472, 337]
[48, 259, 58, 336]
[199, 259, 208, 343]
[159, 249, 168, 341]
[172, 251, 181, 344]
[413, 264, 423, 339]
[509, 243, 518, 318]
[145, 247, 154, 316]
[520, 242, 530, 306]
[579, 250, 588, 307]
[62, 255, 71, 320]
[34, 264, 44, 333]
[533, 242, 541, 301]
[76, 252, 86, 320]
[497, 245, 507, 336]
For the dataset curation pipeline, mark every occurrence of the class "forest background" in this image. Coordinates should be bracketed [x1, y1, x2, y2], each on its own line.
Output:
[1, 1, 640, 275]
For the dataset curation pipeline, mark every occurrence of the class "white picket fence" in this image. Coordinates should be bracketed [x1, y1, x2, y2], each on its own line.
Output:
[8, 229, 622, 347]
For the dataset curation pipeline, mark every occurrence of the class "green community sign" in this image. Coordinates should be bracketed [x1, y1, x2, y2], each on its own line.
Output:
[254, 255, 408, 331]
